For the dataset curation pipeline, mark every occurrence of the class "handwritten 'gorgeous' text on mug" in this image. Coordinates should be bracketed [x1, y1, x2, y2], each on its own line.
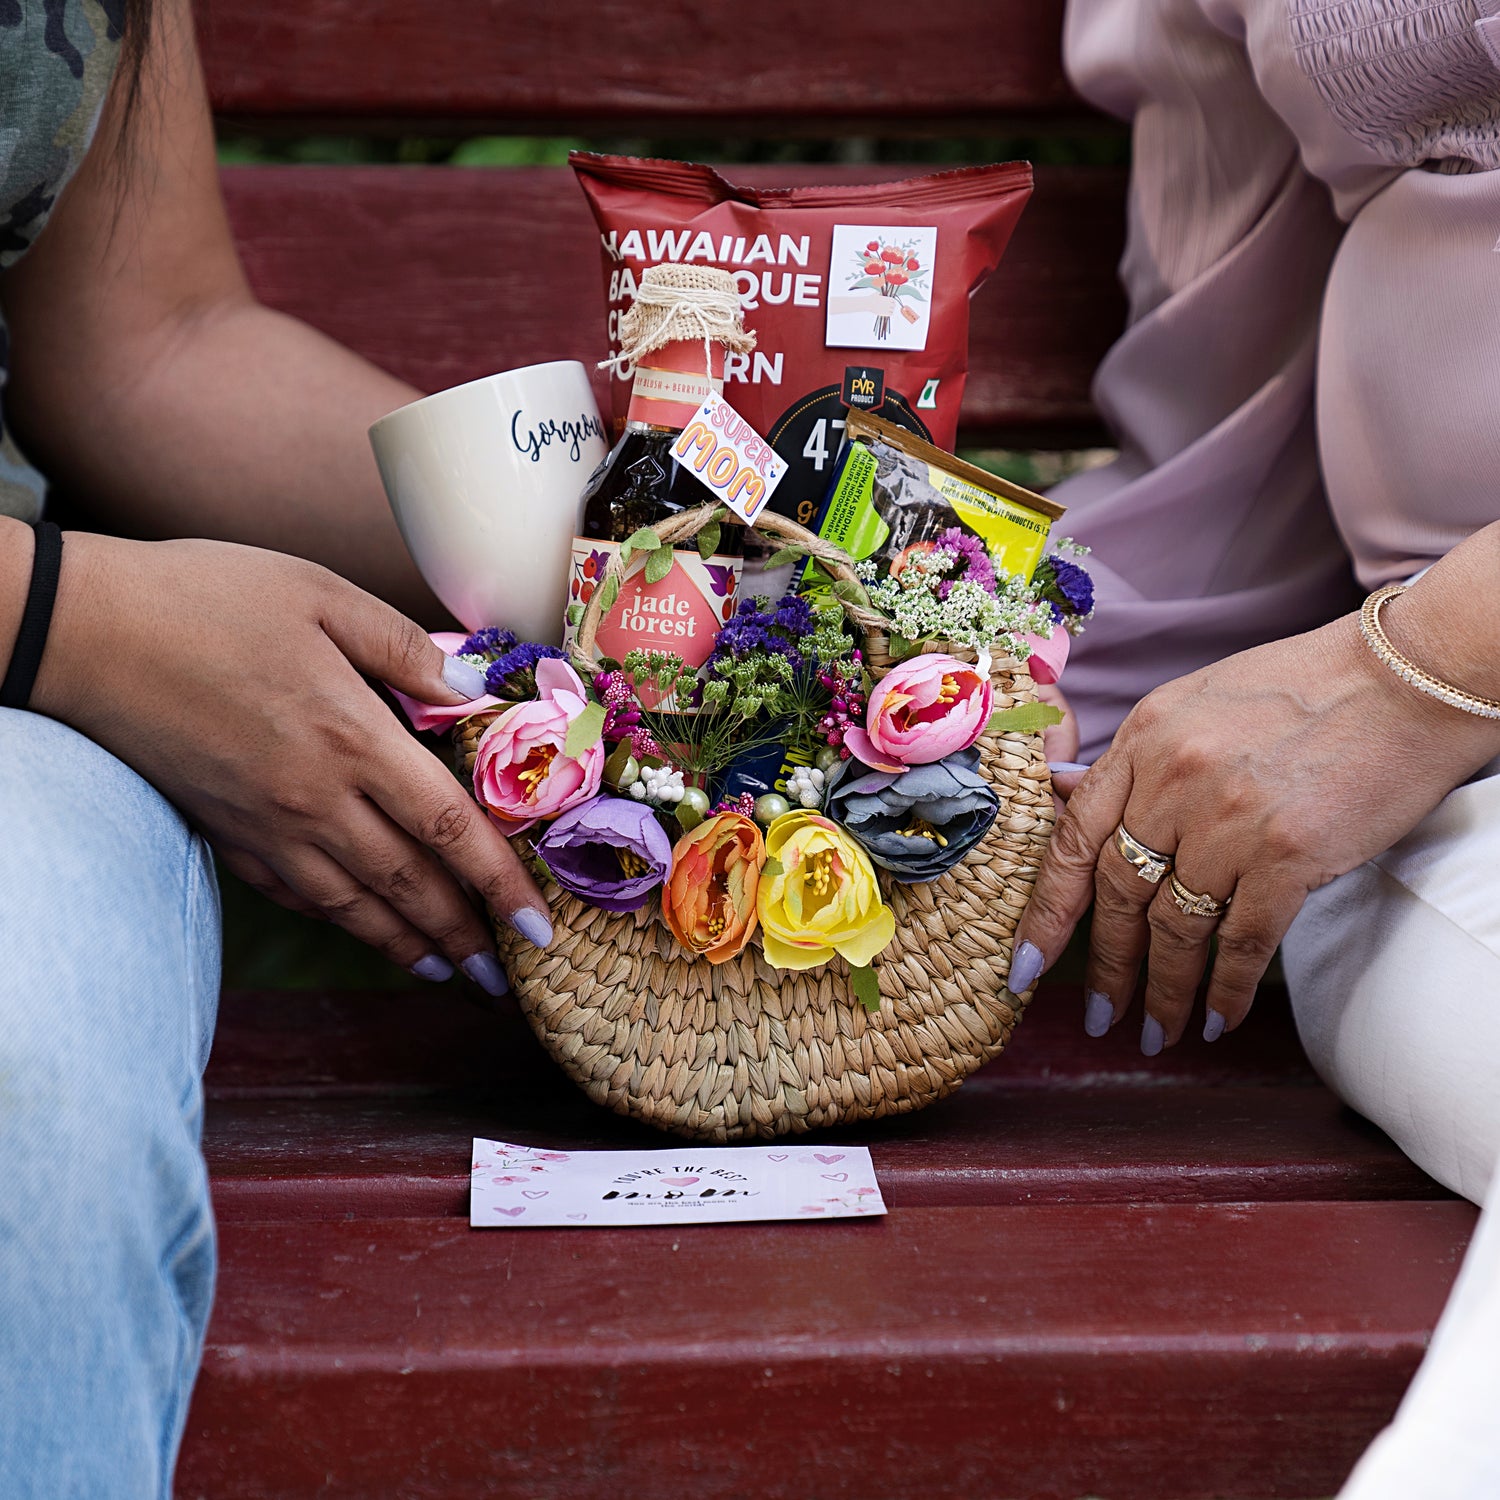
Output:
[511, 409, 607, 465]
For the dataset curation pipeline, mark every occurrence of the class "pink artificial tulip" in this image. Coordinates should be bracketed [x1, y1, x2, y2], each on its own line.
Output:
[389, 631, 503, 733]
[472, 658, 603, 835]
[1025, 626, 1071, 687]
[841, 653, 993, 775]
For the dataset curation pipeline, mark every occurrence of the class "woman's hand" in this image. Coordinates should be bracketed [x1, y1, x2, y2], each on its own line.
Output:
[33, 532, 552, 992]
[1009, 587, 1500, 1052]
[1037, 680, 1081, 769]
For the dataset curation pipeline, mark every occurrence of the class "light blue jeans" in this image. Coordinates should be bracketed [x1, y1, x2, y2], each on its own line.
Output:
[0, 708, 221, 1499]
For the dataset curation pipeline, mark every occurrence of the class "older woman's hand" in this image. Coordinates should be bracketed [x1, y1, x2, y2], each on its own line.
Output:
[1010, 592, 1500, 1052]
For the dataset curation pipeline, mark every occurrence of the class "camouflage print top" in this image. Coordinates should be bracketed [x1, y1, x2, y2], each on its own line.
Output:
[1, 2, 123, 521]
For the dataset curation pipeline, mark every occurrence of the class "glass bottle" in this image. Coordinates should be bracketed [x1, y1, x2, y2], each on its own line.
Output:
[563, 334, 745, 701]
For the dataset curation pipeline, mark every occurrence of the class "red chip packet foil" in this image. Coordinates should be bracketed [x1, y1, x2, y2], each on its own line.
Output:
[571, 152, 1033, 534]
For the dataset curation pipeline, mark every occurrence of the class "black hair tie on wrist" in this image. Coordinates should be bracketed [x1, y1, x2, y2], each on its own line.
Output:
[0, 521, 64, 711]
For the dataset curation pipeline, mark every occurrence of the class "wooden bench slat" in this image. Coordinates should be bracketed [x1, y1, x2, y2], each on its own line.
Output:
[177, 1201, 1475, 1500]
[203, 1084, 1448, 1222]
[220, 163, 1125, 445]
[197, 0, 1077, 129]
[205, 987, 1444, 1221]
[206, 984, 1310, 1100]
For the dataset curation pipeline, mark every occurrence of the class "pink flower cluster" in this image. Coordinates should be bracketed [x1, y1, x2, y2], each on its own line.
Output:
[816, 652, 866, 760]
[594, 669, 661, 760]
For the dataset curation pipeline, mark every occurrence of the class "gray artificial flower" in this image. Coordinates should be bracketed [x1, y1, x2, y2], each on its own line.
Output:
[825, 746, 998, 883]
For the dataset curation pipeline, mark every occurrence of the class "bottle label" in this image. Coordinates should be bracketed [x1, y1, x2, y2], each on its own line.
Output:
[627, 338, 725, 430]
[564, 538, 743, 710]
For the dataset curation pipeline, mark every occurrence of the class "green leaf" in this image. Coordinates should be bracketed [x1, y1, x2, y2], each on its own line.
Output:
[565, 602, 585, 628]
[761, 856, 783, 880]
[644, 545, 676, 586]
[624, 526, 661, 556]
[602, 739, 636, 788]
[985, 702, 1065, 736]
[596, 572, 622, 617]
[887, 634, 921, 663]
[696, 518, 722, 561]
[563, 701, 607, 759]
[830, 577, 871, 609]
[765, 544, 807, 569]
[850, 965, 881, 1015]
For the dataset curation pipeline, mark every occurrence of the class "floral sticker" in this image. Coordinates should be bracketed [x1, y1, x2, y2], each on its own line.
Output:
[825, 224, 938, 352]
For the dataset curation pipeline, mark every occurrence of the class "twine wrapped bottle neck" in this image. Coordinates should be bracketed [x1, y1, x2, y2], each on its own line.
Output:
[599, 268, 756, 381]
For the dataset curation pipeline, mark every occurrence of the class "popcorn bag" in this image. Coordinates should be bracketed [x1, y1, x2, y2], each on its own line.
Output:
[571, 153, 1033, 534]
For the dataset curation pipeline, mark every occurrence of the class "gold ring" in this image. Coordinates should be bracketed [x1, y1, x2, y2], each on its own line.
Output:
[1168, 872, 1231, 919]
[1113, 824, 1172, 885]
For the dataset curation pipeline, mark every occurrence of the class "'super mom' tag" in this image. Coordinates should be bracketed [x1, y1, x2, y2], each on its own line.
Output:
[672, 392, 788, 524]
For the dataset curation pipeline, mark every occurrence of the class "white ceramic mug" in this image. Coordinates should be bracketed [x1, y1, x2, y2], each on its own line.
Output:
[369, 361, 609, 644]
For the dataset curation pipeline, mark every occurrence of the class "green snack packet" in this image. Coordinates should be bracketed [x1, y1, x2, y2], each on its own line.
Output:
[804, 409, 1065, 589]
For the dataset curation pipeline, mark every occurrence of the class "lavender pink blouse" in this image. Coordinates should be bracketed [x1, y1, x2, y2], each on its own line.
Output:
[1056, 0, 1500, 758]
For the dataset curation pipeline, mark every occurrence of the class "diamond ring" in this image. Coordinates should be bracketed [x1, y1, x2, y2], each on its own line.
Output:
[1113, 824, 1172, 885]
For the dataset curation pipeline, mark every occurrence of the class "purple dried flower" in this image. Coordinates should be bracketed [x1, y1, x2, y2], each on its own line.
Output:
[535, 796, 673, 914]
[458, 626, 518, 659]
[1045, 556, 1095, 621]
[706, 592, 813, 675]
[485, 642, 568, 701]
[629, 727, 662, 760]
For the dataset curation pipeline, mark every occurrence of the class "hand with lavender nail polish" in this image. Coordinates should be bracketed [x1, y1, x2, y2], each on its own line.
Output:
[1007, 565, 1500, 1058]
[1083, 990, 1113, 1037]
[34, 538, 553, 988]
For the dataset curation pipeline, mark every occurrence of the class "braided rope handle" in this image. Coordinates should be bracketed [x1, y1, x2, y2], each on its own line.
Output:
[572, 504, 890, 663]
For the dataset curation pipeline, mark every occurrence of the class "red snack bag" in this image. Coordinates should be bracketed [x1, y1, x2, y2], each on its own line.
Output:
[571, 152, 1032, 533]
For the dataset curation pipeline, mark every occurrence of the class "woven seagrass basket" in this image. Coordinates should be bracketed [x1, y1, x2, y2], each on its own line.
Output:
[457, 504, 1055, 1141]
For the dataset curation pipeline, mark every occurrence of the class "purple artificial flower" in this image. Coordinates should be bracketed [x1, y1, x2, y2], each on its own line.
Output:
[485, 642, 568, 700]
[535, 796, 674, 914]
[458, 626, 518, 659]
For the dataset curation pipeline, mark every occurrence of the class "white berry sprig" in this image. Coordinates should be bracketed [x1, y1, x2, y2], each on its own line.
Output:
[786, 764, 826, 809]
[627, 764, 686, 807]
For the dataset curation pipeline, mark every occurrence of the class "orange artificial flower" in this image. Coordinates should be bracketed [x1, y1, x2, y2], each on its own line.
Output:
[662, 812, 766, 963]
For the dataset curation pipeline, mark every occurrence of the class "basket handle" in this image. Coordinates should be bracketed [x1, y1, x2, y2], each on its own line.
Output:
[573, 503, 887, 662]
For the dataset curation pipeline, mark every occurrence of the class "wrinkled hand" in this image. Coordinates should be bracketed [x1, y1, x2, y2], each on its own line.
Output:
[1036, 680, 1080, 768]
[35, 534, 549, 989]
[1010, 607, 1500, 1051]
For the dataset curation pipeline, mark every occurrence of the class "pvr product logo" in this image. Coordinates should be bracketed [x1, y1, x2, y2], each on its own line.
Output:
[841, 365, 886, 412]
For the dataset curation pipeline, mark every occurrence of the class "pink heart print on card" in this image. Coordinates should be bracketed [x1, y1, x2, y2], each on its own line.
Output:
[470, 1138, 886, 1228]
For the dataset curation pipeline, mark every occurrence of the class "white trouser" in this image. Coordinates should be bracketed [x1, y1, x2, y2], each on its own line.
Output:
[1282, 766, 1500, 1499]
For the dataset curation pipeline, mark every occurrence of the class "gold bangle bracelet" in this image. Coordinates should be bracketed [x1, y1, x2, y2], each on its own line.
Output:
[1359, 584, 1500, 721]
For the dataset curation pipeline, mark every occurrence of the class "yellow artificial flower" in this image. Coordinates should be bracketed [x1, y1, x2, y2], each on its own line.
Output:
[756, 811, 896, 971]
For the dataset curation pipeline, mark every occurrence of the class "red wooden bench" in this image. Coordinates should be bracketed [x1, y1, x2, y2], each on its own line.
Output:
[179, 5, 1478, 1496]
